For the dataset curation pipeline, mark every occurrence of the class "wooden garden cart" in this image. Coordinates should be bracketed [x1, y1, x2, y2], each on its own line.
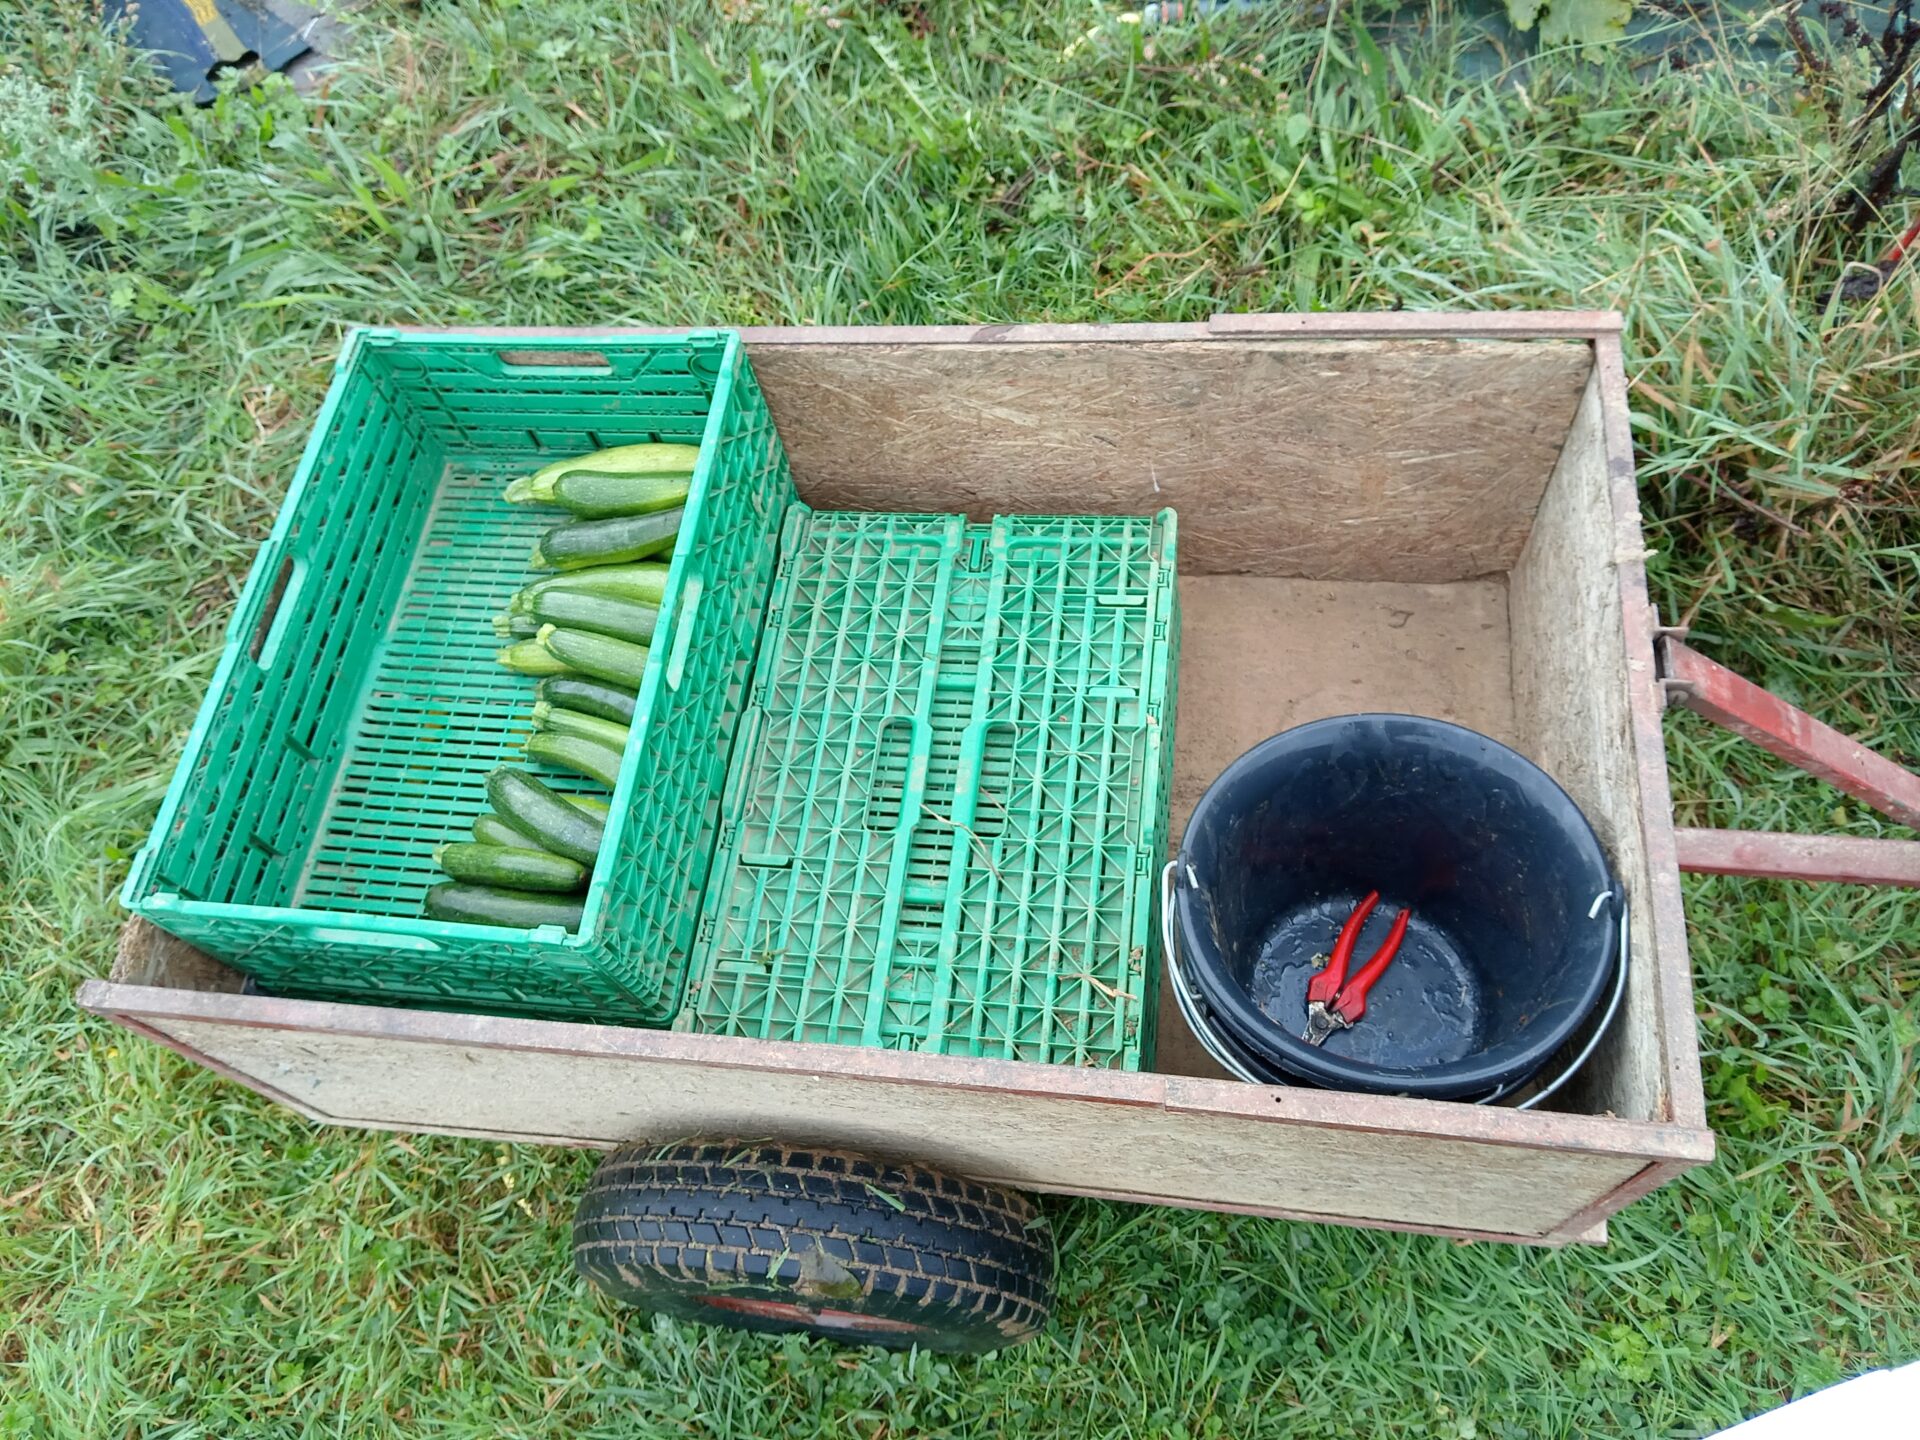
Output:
[82, 312, 1920, 1352]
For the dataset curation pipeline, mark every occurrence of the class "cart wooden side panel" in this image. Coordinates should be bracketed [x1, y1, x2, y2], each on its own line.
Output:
[80, 954, 1707, 1246]
[752, 337, 1592, 581]
[1507, 343, 1705, 1129]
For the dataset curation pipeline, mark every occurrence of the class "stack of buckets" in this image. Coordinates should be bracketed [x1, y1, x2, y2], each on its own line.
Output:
[1165, 716, 1625, 1104]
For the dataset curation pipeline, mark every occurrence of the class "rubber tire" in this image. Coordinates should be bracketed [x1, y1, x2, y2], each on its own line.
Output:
[573, 1140, 1053, 1353]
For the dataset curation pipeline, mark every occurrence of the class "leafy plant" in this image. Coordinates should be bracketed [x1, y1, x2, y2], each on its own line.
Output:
[1507, 0, 1635, 51]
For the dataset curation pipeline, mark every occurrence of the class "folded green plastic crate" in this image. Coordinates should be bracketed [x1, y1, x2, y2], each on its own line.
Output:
[124, 329, 794, 1024]
[679, 507, 1180, 1070]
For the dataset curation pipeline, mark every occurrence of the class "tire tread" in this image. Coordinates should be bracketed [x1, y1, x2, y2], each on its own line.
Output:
[573, 1141, 1052, 1352]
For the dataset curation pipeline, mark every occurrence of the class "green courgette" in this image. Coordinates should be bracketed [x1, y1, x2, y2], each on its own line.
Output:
[535, 675, 637, 725]
[516, 472, 690, 520]
[433, 842, 587, 893]
[493, 612, 541, 639]
[504, 443, 701, 506]
[532, 699, 631, 752]
[526, 729, 624, 789]
[487, 767, 605, 865]
[475, 796, 603, 851]
[519, 588, 659, 645]
[508, 564, 670, 614]
[496, 637, 572, 676]
[424, 882, 585, 931]
[536, 624, 650, 689]
[529, 507, 682, 571]
[473, 812, 544, 850]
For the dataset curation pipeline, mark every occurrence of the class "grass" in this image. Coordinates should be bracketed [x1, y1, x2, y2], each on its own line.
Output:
[2, 0, 1917, 1434]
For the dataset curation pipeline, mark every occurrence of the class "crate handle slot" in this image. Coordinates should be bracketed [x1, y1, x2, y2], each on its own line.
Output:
[494, 349, 613, 376]
[247, 554, 305, 670]
[665, 573, 703, 692]
[865, 719, 915, 831]
[307, 927, 441, 952]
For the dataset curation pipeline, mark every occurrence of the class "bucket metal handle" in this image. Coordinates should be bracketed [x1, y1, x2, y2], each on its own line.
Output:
[1509, 894, 1631, 1111]
[1160, 861, 1269, 1084]
[1158, 861, 1632, 1108]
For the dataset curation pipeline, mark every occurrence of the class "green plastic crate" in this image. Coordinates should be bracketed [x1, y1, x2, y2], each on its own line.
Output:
[679, 507, 1180, 1070]
[124, 329, 794, 1023]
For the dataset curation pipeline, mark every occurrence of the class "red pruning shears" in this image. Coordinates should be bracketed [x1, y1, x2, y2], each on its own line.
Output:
[1302, 891, 1411, 1047]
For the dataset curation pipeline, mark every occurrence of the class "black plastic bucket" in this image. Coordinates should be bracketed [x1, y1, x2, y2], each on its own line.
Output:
[1166, 715, 1625, 1102]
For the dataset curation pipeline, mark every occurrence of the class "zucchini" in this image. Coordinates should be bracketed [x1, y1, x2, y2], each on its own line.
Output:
[526, 730, 624, 789]
[492, 612, 541, 639]
[536, 675, 637, 725]
[496, 637, 572, 676]
[473, 812, 544, 851]
[523, 588, 659, 645]
[478, 801, 600, 845]
[532, 699, 631, 752]
[518, 472, 690, 520]
[424, 882, 585, 931]
[433, 842, 587, 893]
[487, 767, 605, 865]
[504, 443, 701, 506]
[530, 507, 682, 571]
[537, 625, 650, 689]
[508, 564, 670, 614]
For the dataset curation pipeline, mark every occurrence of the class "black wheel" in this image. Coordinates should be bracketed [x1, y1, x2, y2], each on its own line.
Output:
[572, 1140, 1053, 1353]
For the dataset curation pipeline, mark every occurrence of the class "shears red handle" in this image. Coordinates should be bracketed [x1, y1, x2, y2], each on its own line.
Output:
[1302, 891, 1411, 1045]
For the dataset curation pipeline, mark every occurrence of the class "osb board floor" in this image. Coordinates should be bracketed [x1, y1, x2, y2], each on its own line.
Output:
[1155, 575, 1515, 1080]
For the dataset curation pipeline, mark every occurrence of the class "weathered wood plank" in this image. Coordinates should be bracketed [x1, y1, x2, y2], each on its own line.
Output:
[1508, 372, 1656, 1121]
[760, 339, 1591, 581]
[1506, 360, 1705, 1133]
[1205, 310, 1623, 339]
[428, 311, 1623, 346]
[80, 968, 1717, 1158]
[87, 989, 1681, 1240]
[1595, 333, 1708, 1133]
